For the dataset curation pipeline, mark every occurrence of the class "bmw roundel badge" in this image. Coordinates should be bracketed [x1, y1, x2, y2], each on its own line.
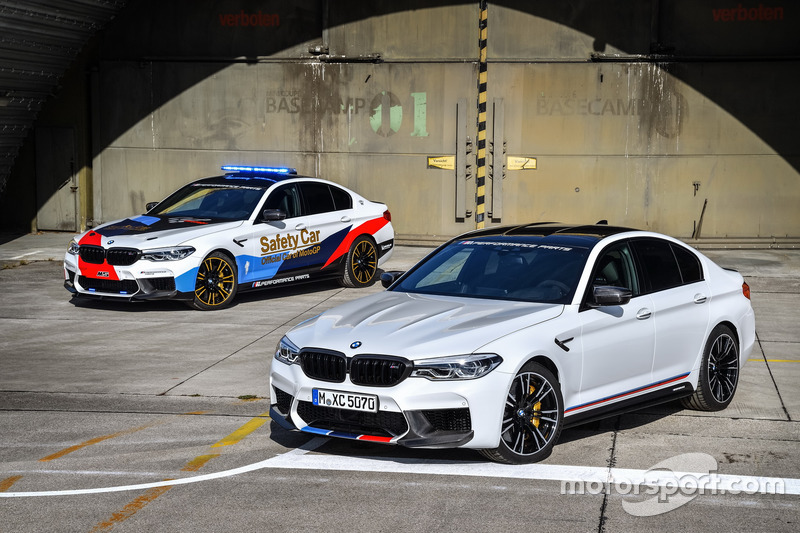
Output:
[107, 240, 115, 245]
[350, 341, 362, 349]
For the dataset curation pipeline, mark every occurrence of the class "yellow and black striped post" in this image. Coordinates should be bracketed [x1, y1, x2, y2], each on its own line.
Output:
[476, 0, 488, 229]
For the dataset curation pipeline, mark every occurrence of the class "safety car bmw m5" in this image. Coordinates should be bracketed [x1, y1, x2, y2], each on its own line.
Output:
[269, 223, 755, 463]
[63, 166, 394, 310]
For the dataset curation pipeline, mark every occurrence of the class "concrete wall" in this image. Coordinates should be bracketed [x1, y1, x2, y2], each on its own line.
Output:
[22, 0, 800, 242]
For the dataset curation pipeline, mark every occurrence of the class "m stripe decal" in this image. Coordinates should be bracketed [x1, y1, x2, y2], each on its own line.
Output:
[565, 373, 691, 414]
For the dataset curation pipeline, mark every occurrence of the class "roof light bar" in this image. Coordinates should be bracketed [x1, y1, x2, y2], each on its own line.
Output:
[221, 165, 297, 175]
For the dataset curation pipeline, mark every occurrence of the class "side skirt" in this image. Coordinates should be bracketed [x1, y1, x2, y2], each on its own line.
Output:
[563, 381, 694, 429]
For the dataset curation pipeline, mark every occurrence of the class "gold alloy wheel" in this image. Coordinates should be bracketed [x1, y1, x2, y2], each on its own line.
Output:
[350, 239, 377, 284]
[194, 254, 236, 308]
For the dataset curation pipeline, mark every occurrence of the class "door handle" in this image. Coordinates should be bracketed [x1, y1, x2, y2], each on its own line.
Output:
[340, 216, 352, 223]
[636, 308, 652, 320]
[694, 293, 708, 304]
[294, 223, 306, 231]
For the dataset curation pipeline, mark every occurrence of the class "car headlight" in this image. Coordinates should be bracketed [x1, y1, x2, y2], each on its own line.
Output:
[67, 239, 80, 256]
[141, 246, 196, 261]
[410, 353, 503, 380]
[275, 336, 301, 366]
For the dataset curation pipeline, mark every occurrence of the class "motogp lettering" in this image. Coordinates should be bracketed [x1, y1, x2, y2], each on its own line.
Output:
[261, 246, 321, 265]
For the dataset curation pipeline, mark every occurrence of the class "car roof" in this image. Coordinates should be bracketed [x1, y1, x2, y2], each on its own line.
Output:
[457, 222, 637, 248]
[192, 172, 319, 189]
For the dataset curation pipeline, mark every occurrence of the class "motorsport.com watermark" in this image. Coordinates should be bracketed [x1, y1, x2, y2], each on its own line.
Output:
[561, 453, 786, 516]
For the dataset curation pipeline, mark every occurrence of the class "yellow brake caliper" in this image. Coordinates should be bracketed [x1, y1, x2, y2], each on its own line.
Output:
[529, 384, 541, 428]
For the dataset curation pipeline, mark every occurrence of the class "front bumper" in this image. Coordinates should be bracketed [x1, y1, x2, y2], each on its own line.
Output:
[269, 357, 510, 450]
[63, 253, 198, 301]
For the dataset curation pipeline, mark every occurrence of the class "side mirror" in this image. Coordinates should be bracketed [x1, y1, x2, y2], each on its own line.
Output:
[589, 285, 632, 307]
[145, 202, 159, 212]
[261, 209, 287, 222]
[380, 271, 404, 288]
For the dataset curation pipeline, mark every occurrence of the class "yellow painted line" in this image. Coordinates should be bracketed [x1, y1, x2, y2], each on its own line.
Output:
[0, 475, 23, 492]
[38, 424, 154, 463]
[90, 483, 174, 532]
[211, 413, 270, 448]
[181, 454, 220, 472]
[38, 411, 207, 463]
[90, 413, 269, 529]
[748, 358, 800, 363]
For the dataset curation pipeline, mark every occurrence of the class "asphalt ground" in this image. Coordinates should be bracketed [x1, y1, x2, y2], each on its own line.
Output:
[0, 232, 798, 532]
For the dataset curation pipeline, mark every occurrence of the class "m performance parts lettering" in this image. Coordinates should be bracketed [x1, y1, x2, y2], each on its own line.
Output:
[252, 274, 311, 288]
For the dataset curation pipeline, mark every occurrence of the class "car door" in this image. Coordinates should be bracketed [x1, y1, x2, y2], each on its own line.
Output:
[294, 181, 354, 274]
[576, 241, 656, 409]
[631, 238, 711, 384]
[239, 182, 307, 285]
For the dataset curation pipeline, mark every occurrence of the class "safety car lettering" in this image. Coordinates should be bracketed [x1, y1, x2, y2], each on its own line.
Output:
[260, 229, 321, 255]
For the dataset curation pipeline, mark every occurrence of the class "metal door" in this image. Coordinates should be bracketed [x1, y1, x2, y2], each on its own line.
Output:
[36, 127, 78, 232]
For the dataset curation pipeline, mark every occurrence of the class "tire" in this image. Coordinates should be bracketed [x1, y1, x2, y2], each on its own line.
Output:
[340, 235, 378, 288]
[480, 361, 564, 464]
[681, 324, 739, 411]
[190, 252, 238, 310]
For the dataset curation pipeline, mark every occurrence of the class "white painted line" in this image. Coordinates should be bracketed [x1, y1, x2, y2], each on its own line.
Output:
[261, 453, 800, 496]
[0, 438, 327, 498]
[10, 252, 42, 260]
[2, 438, 798, 498]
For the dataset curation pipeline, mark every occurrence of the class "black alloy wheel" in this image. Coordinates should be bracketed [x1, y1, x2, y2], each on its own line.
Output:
[682, 324, 740, 411]
[480, 362, 563, 464]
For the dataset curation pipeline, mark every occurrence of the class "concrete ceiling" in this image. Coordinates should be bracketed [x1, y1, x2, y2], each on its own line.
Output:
[0, 0, 127, 193]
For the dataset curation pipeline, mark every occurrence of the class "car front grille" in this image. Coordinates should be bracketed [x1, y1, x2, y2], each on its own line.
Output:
[78, 276, 139, 295]
[79, 245, 105, 264]
[297, 400, 409, 437]
[143, 277, 176, 292]
[422, 409, 472, 432]
[79, 246, 140, 266]
[106, 248, 140, 266]
[299, 351, 412, 386]
[350, 356, 411, 387]
[300, 350, 347, 383]
[273, 387, 294, 414]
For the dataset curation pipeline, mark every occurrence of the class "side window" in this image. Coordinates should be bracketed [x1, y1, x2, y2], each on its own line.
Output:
[300, 182, 336, 215]
[631, 239, 682, 293]
[329, 185, 353, 211]
[592, 242, 640, 296]
[262, 184, 302, 219]
[671, 243, 704, 284]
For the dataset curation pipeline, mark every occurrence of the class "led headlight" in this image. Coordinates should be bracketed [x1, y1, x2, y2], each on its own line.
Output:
[67, 239, 80, 255]
[410, 353, 503, 380]
[275, 336, 301, 365]
[141, 246, 195, 261]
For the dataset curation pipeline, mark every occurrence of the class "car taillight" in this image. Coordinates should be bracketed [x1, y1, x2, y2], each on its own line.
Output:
[383, 210, 392, 222]
[742, 282, 751, 300]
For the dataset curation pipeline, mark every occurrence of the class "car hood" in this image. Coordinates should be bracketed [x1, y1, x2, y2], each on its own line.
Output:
[287, 291, 563, 359]
[76, 215, 245, 248]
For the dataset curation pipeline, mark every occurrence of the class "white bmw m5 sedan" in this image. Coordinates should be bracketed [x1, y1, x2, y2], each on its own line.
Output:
[269, 223, 755, 463]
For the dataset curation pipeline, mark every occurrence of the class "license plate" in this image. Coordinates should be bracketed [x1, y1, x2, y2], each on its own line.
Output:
[312, 388, 378, 413]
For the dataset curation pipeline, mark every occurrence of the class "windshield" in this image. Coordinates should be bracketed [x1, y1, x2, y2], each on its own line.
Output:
[393, 238, 590, 304]
[150, 184, 266, 221]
